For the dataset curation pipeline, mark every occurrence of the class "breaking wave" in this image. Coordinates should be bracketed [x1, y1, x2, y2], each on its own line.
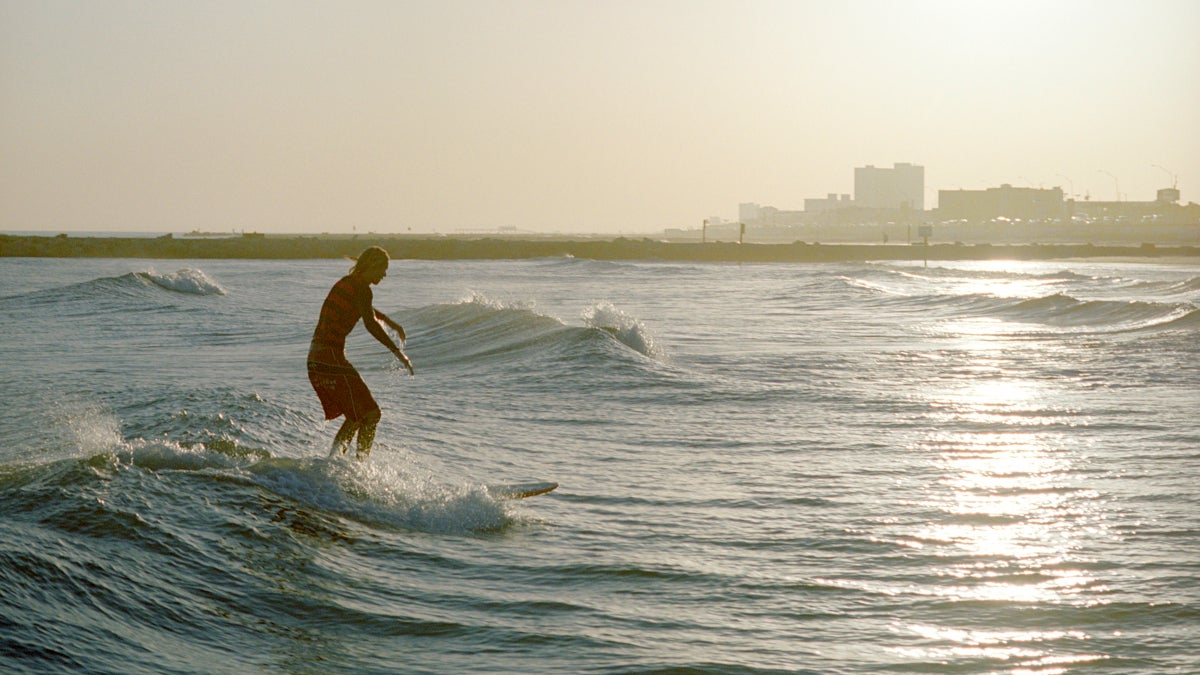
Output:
[403, 295, 664, 369]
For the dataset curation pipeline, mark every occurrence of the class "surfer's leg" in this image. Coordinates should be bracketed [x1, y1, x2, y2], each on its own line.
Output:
[330, 417, 359, 457]
[355, 409, 381, 461]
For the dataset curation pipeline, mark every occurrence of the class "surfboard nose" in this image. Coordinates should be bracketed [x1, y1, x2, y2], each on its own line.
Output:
[485, 481, 558, 500]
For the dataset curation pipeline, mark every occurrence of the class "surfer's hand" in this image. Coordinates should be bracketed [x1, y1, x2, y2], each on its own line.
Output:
[396, 350, 414, 375]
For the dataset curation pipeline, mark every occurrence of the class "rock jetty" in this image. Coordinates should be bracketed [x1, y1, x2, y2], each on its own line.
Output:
[2, 233, 1196, 263]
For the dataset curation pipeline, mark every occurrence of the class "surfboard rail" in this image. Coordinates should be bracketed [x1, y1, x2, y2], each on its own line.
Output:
[485, 481, 558, 500]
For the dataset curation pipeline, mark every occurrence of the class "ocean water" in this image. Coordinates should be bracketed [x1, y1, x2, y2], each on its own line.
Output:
[1, 255, 1198, 674]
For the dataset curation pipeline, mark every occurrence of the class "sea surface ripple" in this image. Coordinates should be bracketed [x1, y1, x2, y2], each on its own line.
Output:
[2, 256, 1198, 673]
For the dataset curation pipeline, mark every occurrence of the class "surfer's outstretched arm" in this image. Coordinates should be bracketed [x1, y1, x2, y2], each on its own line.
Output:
[358, 301, 414, 375]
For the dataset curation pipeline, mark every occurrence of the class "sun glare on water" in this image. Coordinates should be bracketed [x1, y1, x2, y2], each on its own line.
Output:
[890, 320, 1112, 667]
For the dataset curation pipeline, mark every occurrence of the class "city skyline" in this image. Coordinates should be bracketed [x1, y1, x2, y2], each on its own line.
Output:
[738, 160, 1191, 226]
[3, 0, 1198, 234]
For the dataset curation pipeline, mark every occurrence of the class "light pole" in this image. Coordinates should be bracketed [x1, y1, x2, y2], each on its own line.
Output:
[1099, 170, 1120, 201]
[1152, 164, 1178, 189]
[1056, 174, 1075, 199]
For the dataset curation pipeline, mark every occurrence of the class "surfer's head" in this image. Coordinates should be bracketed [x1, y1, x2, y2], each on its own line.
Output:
[350, 246, 390, 283]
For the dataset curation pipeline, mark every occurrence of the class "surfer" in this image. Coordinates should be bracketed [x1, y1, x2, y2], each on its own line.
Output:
[308, 246, 414, 460]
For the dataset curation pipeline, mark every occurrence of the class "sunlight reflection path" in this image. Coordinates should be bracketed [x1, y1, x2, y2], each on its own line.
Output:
[892, 327, 1114, 671]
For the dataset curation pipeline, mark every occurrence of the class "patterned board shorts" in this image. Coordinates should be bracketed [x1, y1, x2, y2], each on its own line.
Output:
[307, 343, 379, 423]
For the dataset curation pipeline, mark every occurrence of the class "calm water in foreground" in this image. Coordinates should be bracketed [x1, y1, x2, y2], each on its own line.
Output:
[2, 256, 1198, 673]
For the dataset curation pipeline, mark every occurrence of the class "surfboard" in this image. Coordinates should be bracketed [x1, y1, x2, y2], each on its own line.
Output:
[485, 481, 558, 500]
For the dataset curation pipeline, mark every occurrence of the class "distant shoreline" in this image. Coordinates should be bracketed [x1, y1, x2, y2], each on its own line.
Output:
[2, 233, 1198, 263]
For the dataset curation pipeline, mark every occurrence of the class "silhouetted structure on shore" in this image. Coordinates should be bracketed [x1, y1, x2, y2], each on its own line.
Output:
[734, 163, 1199, 242]
[940, 185, 1067, 221]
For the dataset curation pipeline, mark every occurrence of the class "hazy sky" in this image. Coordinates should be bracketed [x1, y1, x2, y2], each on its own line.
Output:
[3, 0, 1197, 234]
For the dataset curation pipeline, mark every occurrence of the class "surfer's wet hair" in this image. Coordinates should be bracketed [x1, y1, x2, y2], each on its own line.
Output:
[349, 246, 390, 275]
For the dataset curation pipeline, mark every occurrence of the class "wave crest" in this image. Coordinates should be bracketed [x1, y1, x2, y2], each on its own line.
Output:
[996, 293, 1195, 330]
[582, 302, 662, 358]
[405, 296, 664, 368]
[844, 265, 1197, 333]
[0, 269, 226, 310]
[135, 269, 225, 295]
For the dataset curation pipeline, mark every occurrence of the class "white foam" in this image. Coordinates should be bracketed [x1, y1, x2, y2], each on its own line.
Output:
[583, 302, 663, 358]
[143, 268, 226, 296]
[246, 452, 513, 534]
[63, 403, 124, 455]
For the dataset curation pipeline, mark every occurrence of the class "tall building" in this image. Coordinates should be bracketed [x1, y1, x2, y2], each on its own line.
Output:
[854, 163, 924, 211]
[738, 202, 762, 223]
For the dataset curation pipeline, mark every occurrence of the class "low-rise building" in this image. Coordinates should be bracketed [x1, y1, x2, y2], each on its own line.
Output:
[938, 184, 1066, 221]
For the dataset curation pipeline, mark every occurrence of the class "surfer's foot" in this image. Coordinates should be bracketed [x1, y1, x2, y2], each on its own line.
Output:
[329, 436, 352, 457]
